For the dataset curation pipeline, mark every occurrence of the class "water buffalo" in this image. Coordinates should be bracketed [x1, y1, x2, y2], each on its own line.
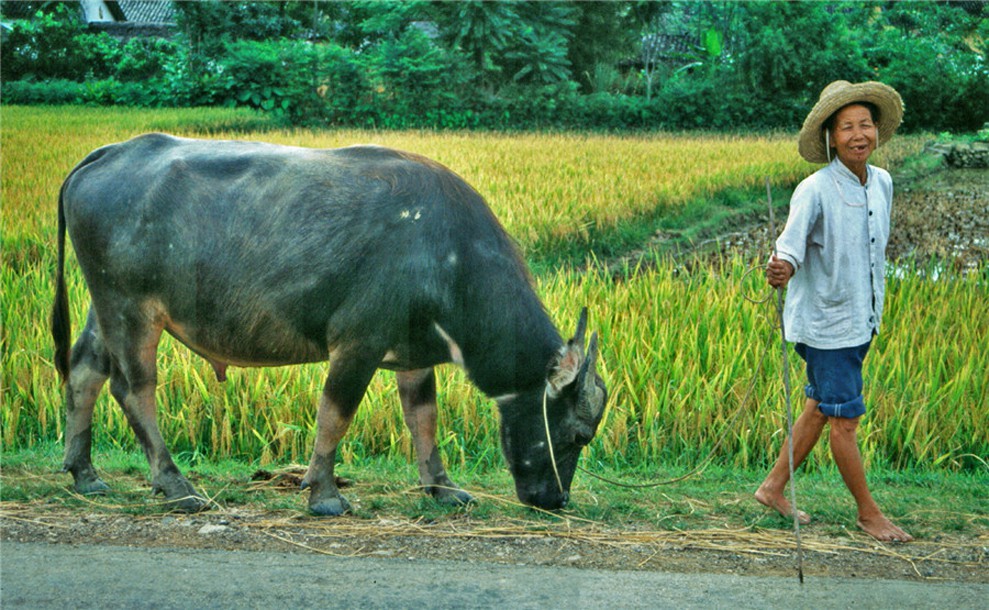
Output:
[52, 133, 607, 515]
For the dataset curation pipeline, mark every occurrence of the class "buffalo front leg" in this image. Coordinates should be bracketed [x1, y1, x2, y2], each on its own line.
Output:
[302, 354, 381, 516]
[62, 308, 111, 495]
[397, 368, 473, 506]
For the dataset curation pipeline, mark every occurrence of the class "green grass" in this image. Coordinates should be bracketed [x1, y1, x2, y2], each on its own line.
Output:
[1, 443, 985, 541]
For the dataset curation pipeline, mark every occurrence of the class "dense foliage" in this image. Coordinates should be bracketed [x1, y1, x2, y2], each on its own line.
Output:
[1, 1, 986, 131]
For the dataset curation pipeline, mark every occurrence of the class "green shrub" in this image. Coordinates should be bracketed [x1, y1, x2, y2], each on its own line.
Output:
[1, 2, 984, 132]
[871, 27, 989, 132]
[215, 39, 367, 126]
[115, 38, 180, 82]
[0, 5, 116, 81]
[0, 79, 87, 104]
[361, 28, 473, 128]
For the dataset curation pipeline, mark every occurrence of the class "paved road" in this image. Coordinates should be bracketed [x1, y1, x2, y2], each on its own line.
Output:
[2, 542, 986, 609]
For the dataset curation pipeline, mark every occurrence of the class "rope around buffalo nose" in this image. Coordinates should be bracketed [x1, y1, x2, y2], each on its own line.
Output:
[543, 386, 565, 496]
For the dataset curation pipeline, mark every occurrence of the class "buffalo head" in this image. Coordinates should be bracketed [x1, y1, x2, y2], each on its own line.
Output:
[497, 309, 607, 509]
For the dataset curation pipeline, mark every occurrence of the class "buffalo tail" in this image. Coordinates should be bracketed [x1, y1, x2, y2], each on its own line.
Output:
[52, 181, 71, 382]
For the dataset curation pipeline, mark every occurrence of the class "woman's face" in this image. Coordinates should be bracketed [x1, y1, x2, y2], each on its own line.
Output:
[829, 104, 877, 167]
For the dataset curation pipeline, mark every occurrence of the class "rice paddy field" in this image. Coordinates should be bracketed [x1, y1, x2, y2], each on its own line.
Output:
[2, 105, 986, 478]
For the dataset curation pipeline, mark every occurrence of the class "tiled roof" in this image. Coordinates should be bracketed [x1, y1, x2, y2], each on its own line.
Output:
[116, 1, 175, 24]
[5, 1, 178, 25]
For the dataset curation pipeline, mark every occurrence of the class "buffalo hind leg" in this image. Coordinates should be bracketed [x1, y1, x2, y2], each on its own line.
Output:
[302, 352, 382, 516]
[62, 308, 111, 495]
[101, 308, 206, 512]
[107, 365, 205, 512]
[397, 368, 473, 506]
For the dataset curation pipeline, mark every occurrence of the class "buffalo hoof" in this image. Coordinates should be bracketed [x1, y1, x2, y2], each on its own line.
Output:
[164, 492, 210, 513]
[434, 488, 475, 507]
[309, 495, 352, 516]
[66, 463, 111, 496]
[74, 477, 111, 496]
[153, 475, 209, 513]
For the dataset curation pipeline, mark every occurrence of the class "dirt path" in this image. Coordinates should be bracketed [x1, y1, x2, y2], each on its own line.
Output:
[2, 502, 987, 584]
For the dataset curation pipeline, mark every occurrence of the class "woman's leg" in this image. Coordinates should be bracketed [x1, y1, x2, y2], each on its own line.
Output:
[829, 416, 913, 542]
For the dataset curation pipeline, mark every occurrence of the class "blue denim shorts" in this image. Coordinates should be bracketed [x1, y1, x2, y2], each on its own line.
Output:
[795, 340, 872, 419]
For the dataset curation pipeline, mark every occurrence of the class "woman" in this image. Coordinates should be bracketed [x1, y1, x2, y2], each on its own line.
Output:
[755, 80, 913, 542]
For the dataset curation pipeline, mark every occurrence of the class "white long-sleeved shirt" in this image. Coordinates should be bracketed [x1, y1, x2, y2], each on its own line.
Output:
[775, 158, 892, 350]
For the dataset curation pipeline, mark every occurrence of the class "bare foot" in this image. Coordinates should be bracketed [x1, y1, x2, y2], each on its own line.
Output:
[856, 515, 913, 542]
[755, 486, 811, 525]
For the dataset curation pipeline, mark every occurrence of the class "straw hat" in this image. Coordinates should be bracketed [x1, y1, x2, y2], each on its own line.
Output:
[798, 80, 904, 163]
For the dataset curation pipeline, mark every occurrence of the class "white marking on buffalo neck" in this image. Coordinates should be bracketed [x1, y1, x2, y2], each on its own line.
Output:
[433, 323, 465, 368]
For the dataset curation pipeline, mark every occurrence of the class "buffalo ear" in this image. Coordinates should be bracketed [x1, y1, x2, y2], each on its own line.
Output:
[546, 308, 588, 397]
[546, 343, 581, 397]
[546, 307, 593, 396]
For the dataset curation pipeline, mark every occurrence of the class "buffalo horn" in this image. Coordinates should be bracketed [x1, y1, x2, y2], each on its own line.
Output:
[576, 332, 604, 423]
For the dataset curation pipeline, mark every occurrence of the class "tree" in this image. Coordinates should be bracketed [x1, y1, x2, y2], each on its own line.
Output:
[864, 1, 989, 130]
[630, 2, 675, 102]
[363, 26, 471, 125]
[567, 1, 639, 93]
[432, 1, 577, 92]
[503, 2, 577, 86]
[174, 0, 308, 52]
[0, 2, 112, 81]
[2, 0, 985, 131]
[434, 1, 519, 92]
[729, 2, 870, 124]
